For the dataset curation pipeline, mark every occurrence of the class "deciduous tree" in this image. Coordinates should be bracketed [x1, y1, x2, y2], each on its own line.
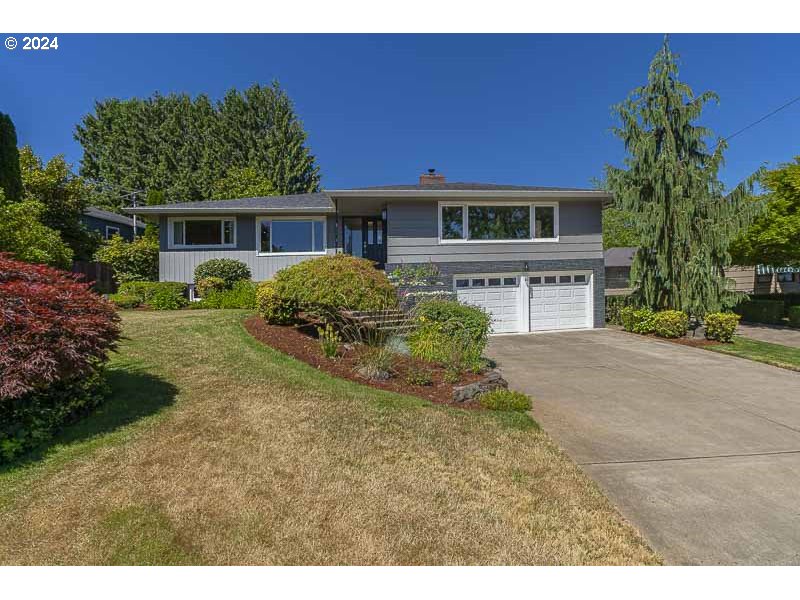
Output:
[730, 158, 800, 267]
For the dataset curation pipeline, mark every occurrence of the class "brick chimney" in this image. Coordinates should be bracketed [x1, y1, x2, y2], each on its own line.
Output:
[419, 168, 446, 186]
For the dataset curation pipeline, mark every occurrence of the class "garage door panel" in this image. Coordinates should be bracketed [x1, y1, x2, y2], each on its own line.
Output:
[457, 276, 521, 333]
[529, 274, 591, 332]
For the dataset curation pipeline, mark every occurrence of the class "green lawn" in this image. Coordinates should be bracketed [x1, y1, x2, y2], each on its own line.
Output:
[708, 336, 800, 372]
[0, 310, 658, 565]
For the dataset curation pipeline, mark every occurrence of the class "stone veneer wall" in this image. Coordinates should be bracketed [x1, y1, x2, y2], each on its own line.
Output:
[386, 258, 606, 329]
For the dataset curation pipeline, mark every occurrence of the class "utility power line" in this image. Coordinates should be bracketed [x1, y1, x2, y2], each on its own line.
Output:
[721, 93, 800, 144]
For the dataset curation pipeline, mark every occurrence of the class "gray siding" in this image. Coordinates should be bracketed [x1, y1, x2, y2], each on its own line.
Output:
[81, 215, 138, 241]
[158, 215, 337, 283]
[386, 258, 606, 328]
[386, 200, 603, 263]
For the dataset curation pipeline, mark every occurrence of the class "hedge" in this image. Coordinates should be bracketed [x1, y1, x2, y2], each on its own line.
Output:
[788, 306, 800, 329]
[605, 295, 629, 325]
[620, 306, 656, 334]
[115, 281, 188, 310]
[735, 299, 785, 325]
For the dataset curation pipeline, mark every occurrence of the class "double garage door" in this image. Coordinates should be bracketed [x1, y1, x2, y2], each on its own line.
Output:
[455, 272, 591, 333]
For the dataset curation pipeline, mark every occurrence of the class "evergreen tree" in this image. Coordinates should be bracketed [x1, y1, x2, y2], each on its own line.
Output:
[605, 37, 761, 317]
[0, 112, 23, 200]
[75, 82, 320, 208]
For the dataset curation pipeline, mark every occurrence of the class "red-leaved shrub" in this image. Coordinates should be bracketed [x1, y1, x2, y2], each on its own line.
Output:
[0, 253, 121, 399]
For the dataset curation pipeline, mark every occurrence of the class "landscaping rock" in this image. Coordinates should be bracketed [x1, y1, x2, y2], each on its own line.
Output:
[356, 366, 391, 381]
[452, 369, 508, 402]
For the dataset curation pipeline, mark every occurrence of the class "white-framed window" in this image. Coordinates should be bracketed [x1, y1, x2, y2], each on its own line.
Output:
[438, 201, 559, 243]
[105, 225, 121, 240]
[168, 217, 236, 249]
[256, 216, 326, 255]
[777, 272, 795, 283]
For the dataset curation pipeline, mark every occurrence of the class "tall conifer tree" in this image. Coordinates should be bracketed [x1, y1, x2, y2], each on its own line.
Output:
[605, 36, 761, 316]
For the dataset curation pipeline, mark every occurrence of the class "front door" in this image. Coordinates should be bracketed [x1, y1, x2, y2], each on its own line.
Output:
[343, 217, 386, 266]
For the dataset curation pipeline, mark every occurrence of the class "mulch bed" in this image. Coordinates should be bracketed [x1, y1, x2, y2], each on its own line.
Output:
[665, 336, 721, 348]
[243, 316, 484, 407]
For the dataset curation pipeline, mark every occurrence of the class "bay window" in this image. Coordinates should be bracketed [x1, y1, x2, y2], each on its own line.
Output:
[439, 202, 558, 242]
[170, 218, 236, 248]
[258, 217, 325, 254]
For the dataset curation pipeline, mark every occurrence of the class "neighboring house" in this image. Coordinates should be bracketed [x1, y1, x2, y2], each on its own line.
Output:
[126, 171, 610, 333]
[82, 206, 146, 241]
[604, 246, 800, 295]
[604, 247, 636, 296]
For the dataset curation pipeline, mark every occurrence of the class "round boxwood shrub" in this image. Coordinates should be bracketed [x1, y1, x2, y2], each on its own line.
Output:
[652, 310, 688, 339]
[195, 276, 226, 298]
[704, 312, 741, 342]
[620, 306, 656, 334]
[271, 255, 398, 319]
[256, 281, 297, 324]
[193, 258, 251, 289]
[479, 389, 532, 412]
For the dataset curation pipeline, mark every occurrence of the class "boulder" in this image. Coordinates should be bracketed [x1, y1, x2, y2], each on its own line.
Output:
[452, 369, 508, 402]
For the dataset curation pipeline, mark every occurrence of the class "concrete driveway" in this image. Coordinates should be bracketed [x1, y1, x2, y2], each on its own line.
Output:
[488, 329, 800, 565]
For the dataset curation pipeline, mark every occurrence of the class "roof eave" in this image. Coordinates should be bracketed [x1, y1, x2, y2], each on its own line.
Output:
[124, 206, 336, 216]
[327, 189, 612, 200]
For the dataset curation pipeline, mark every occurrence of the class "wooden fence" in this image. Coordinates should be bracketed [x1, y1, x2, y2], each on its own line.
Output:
[71, 260, 116, 294]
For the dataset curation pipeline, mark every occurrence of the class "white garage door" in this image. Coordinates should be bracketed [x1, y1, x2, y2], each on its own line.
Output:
[455, 275, 521, 334]
[529, 273, 591, 331]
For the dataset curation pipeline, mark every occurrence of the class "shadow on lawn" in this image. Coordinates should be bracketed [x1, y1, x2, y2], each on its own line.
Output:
[0, 368, 177, 474]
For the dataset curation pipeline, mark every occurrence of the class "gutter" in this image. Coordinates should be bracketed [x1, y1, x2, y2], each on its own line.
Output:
[326, 189, 612, 200]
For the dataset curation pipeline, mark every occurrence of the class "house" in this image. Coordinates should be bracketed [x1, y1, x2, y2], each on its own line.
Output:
[82, 206, 146, 241]
[126, 171, 610, 333]
[603, 246, 800, 295]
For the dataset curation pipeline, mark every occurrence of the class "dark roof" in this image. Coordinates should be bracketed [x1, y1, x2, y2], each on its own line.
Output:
[353, 182, 598, 192]
[126, 192, 335, 214]
[604, 247, 637, 267]
[85, 206, 144, 228]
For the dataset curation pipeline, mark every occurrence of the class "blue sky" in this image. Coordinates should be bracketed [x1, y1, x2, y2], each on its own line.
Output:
[1, 34, 798, 190]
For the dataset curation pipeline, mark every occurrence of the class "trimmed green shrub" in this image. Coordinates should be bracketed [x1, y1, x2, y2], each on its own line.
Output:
[199, 280, 257, 309]
[107, 293, 141, 309]
[256, 281, 297, 324]
[271, 255, 398, 319]
[749, 292, 800, 313]
[704, 312, 741, 342]
[735, 299, 785, 325]
[620, 306, 656, 334]
[193, 259, 251, 289]
[149, 286, 188, 310]
[652, 310, 689, 338]
[118, 281, 187, 304]
[195, 276, 226, 298]
[479, 389, 532, 412]
[605, 295, 629, 325]
[788, 306, 800, 329]
[1, 371, 109, 463]
[412, 299, 491, 347]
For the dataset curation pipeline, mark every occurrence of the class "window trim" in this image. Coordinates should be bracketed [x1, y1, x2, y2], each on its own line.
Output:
[255, 215, 327, 256]
[168, 216, 237, 249]
[437, 201, 559, 244]
[105, 225, 121, 240]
